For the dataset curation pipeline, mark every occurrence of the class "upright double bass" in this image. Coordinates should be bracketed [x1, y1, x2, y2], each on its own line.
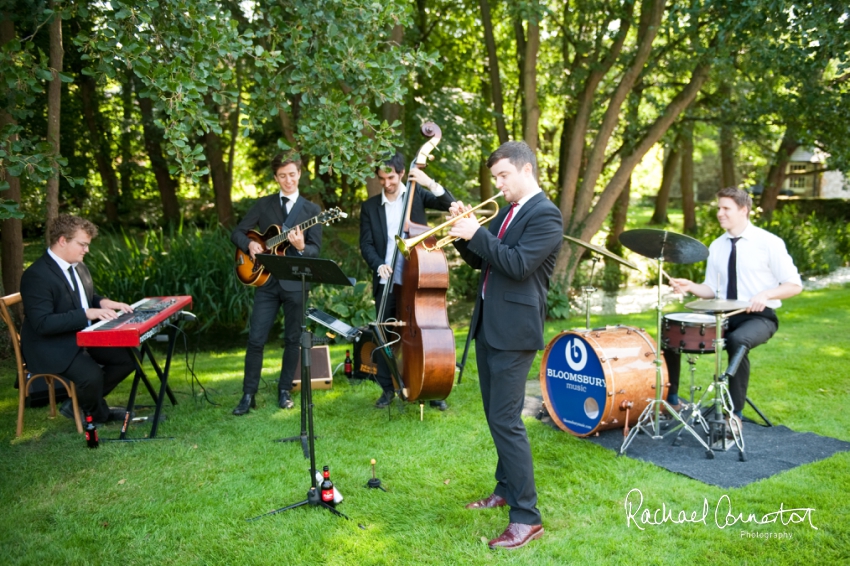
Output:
[375, 123, 455, 402]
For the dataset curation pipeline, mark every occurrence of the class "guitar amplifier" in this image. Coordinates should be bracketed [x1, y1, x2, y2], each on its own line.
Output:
[291, 345, 333, 392]
[353, 327, 379, 381]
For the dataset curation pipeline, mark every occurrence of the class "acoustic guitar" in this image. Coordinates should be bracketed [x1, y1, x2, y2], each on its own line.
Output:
[234, 207, 347, 287]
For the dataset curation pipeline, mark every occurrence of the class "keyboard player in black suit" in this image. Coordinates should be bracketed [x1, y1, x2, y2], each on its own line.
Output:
[20, 215, 136, 425]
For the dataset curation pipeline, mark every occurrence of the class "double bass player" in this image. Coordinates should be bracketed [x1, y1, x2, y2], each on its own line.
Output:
[359, 150, 455, 410]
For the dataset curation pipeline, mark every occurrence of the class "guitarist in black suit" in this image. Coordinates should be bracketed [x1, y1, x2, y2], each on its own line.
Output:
[230, 153, 323, 415]
[359, 151, 454, 409]
[20, 215, 136, 424]
[448, 141, 562, 550]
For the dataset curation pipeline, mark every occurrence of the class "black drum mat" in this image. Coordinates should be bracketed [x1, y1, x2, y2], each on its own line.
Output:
[523, 394, 850, 489]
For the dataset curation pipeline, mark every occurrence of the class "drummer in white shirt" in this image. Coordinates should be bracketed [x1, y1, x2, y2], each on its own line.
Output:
[666, 187, 802, 425]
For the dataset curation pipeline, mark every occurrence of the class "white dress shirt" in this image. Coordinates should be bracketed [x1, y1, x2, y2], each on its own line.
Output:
[703, 221, 802, 308]
[498, 186, 542, 234]
[48, 247, 90, 311]
[280, 190, 300, 215]
[380, 183, 408, 286]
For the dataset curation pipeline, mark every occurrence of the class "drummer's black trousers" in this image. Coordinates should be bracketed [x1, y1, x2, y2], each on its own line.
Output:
[664, 310, 778, 415]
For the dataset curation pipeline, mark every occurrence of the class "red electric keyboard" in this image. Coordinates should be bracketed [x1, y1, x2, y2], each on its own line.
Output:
[77, 296, 193, 348]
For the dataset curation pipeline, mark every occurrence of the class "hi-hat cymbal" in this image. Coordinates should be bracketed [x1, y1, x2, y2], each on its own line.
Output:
[563, 235, 638, 270]
[619, 229, 709, 264]
[686, 299, 751, 313]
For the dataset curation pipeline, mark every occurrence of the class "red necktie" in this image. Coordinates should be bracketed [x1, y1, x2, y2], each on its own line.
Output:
[482, 202, 518, 298]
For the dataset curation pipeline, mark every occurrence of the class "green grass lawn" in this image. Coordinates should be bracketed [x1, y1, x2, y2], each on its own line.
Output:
[1, 285, 848, 565]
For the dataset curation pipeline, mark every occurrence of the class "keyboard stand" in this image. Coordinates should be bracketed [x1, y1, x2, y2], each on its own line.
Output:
[109, 324, 180, 442]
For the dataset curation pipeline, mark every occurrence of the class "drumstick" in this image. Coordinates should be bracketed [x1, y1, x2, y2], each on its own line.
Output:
[660, 268, 674, 283]
[722, 308, 748, 319]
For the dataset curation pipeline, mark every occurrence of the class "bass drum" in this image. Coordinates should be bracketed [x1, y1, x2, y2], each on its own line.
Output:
[540, 326, 666, 437]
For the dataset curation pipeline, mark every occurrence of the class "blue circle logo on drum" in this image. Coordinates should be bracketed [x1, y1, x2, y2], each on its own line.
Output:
[543, 333, 607, 435]
[565, 338, 588, 371]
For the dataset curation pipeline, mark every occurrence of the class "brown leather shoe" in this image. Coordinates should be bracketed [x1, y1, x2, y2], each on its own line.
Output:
[465, 494, 507, 509]
[488, 523, 544, 549]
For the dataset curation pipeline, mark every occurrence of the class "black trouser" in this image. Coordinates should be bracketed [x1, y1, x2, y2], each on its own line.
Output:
[474, 304, 541, 525]
[372, 284, 398, 393]
[63, 347, 136, 422]
[242, 278, 305, 394]
[664, 310, 778, 414]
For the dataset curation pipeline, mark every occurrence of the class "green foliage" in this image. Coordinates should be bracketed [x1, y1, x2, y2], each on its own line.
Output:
[84, 223, 379, 335]
[85, 224, 254, 332]
[755, 205, 849, 276]
[446, 259, 479, 304]
[77, 0, 437, 183]
[310, 280, 375, 332]
[546, 278, 571, 320]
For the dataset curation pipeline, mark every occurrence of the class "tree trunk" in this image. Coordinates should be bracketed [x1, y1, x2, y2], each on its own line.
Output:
[45, 1, 63, 239]
[760, 130, 799, 220]
[522, 15, 540, 152]
[227, 59, 242, 194]
[650, 137, 681, 225]
[480, 0, 508, 144]
[78, 73, 120, 224]
[0, 16, 22, 300]
[554, 59, 711, 284]
[203, 114, 234, 227]
[382, 24, 404, 129]
[720, 124, 736, 188]
[479, 160, 493, 201]
[513, 16, 527, 139]
[366, 176, 382, 198]
[136, 77, 181, 224]
[571, 0, 665, 227]
[558, 4, 634, 223]
[680, 121, 697, 234]
[603, 176, 631, 292]
[119, 67, 134, 211]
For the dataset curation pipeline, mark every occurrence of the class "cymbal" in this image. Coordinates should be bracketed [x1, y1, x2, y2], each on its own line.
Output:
[563, 235, 638, 270]
[618, 229, 708, 264]
[686, 299, 751, 313]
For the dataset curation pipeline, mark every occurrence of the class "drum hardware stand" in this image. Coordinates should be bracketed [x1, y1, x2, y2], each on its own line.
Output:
[744, 397, 774, 427]
[620, 256, 714, 458]
[248, 255, 353, 522]
[663, 354, 710, 443]
[579, 257, 601, 330]
[677, 309, 747, 462]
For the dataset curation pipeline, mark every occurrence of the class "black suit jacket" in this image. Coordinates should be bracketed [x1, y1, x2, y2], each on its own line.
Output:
[231, 193, 323, 292]
[21, 252, 102, 375]
[359, 184, 455, 293]
[454, 192, 563, 351]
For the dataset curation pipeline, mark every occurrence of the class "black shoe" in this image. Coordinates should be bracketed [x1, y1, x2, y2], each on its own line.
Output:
[375, 390, 395, 408]
[232, 394, 256, 416]
[107, 406, 134, 422]
[278, 390, 294, 410]
[429, 400, 447, 411]
[59, 399, 74, 420]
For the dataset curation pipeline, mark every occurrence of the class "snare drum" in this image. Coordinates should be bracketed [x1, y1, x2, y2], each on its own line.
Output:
[540, 326, 666, 437]
[661, 312, 726, 354]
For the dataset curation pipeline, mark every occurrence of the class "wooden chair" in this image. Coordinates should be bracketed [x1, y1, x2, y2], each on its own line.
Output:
[0, 293, 84, 436]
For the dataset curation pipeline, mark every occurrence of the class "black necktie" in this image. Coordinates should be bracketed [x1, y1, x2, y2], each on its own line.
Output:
[280, 197, 290, 225]
[68, 266, 81, 306]
[726, 237, 741, 300]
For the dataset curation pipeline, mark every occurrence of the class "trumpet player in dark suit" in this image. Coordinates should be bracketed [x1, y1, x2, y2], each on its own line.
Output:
[448, 141, 563, 550]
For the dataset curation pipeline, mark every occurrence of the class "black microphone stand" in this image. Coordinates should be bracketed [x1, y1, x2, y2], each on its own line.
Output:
[246, 255, 353, 522]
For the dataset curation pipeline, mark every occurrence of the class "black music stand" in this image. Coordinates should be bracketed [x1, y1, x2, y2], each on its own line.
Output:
[247, 254, 351, 522]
